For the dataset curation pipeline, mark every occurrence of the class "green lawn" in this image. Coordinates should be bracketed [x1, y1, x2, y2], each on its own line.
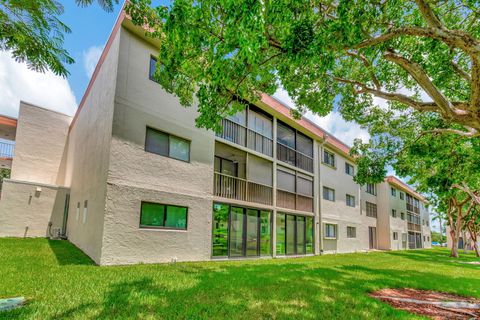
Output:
[0, 239, 479, 319]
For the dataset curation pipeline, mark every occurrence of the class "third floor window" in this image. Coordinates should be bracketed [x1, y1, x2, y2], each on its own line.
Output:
[276, 121, 313, 172]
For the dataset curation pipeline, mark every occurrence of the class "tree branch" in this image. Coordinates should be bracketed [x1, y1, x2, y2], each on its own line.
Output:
[415, 0, 444, 29]
[451, 60, 471, 82]
[346, 51, 381, 89]
[423, 127, 480, 137]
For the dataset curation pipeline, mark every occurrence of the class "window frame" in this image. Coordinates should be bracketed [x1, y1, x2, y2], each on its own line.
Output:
[366, 183, 376, 195]
[391, 187, 397, 197]
[324, 223, 337, 239]
[365, 201, 377, 218]
[139, 201, 188, 230]
[391, 209, 397, 218]
[346, 194, 355, 207]
[145, 126, 191, 162]
[323, 186, 335, 202]
[347, 226, 356, 238]
[322, 150, 336, 167]
[400, 192, 405, 200]
[393, 232, 398, 240]
[345, 162, 354, 176]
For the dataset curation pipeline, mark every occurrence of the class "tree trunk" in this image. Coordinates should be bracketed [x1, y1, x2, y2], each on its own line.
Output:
[467, 225, 480, 257]
[450, 228, 459, 258]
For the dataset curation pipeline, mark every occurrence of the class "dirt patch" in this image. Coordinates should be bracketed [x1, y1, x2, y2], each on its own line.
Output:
[370, 288, 480, 319]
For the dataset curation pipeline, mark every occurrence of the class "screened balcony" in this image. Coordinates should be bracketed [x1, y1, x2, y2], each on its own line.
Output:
[0, 141, 14, 158]
[214, 142, 273, 206]
[276, 166, 314, 212]
[216, 106, 273, 157]
[276, 121, 313, 173]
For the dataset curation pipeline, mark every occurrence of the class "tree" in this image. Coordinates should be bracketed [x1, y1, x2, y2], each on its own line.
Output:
[126, 0, 480, 135]
[431, 231, 446, 244]
[0, 0, 118, 77]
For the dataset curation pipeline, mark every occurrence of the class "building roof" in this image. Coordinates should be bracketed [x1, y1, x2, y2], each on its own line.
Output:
[385, 175, 426, 202]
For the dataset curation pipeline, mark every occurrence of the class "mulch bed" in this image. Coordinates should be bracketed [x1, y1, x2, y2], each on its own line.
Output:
[370, 288, 480, 319]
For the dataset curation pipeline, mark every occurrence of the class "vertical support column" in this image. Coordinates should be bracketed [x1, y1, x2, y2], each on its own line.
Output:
[317, 142, 324, 255]
[313, 139, 320, 255]
[272, 117, 278, 257]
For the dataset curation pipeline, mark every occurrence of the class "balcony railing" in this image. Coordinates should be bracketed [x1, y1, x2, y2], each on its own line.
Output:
[217, 118, 273, 157]
[214, 172, 273, 205]
[0, 142, 14, 158]
[406, 203, 420, 214]
[408, 223, 421, 232]
[276, 189, 314, 212]
[276, 143, 313, 173]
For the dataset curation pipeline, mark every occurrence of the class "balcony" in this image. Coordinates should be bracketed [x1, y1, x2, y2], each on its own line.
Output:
[214, 172, 273, 206]
[276, 189, 314, 212]
[277, 142, 313, 173]
[0, 141, 14, 158]
[216, 118, 273, 157]
[406, 203, 420, 214]
[408, 222, 421, 232]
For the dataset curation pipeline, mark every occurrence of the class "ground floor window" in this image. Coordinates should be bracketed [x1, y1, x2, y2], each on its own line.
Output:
[212, 203, 271, 257]
[325, 223, 337, 238]
[276, 213, 313, 255]
[140, 202, 188, 230]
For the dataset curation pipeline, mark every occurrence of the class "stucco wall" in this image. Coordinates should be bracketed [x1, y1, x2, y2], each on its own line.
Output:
[100, 26, 215, 265]
[0, 179, 68, 237]
[61, 28, 121, 264]
[10, 102, 71, 185]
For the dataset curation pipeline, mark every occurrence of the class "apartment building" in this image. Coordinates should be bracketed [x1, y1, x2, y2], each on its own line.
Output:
[0, 12, 431, 265]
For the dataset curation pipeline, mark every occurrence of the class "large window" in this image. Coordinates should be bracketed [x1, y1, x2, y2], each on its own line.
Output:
[323, 186, 335, 201]
[276, 167, 314, 212]
[366, 183, 376, 195]
[345, 163, 354, 176]
[346, 194, 355, 207]
[276, 213, 313, 255]
[325, 224, 336, 238]
[149, 56, 158, 81]
[212, 203, 271, 257]
[366, 202, 377, 218]
[323, 150, 335, 167]
[140, 202, 187, 230]
[145, 127, 190, 162]
[391, 187, 397, 196]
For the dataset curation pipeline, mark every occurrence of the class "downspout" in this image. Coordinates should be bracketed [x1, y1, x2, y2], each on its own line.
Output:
[318, 137, 326, 255]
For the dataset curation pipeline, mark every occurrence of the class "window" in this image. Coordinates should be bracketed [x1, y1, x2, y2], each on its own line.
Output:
[83, 200, 88, 224]
[149, 56, 160, 82]
[426, 220, 430, 227]
[400, 192, 405, 200]
[427, 236, 430, 242]
[346, 194, 355, 207]
[325, 224, 336, 238]
[76, 202, 80, 221]
[248, 108, 273, 139]
[140, 202, 187, 230]
[345, 163, 354, 176]
[276, 121, 314, 172]
[391, 187, 396, 196]
[401, 212, 405, 220]
[393, 232, 398, 240]
[423, 236, 426, 242]
[391, 209, 397, 218]
[347, 226, 356, 238]
[366, 183, 376, 195]
[323, 150, 335, 167]
[145, 127, 190, 162]
[323, 186, 335, 201]
[366, 202, 377, 218]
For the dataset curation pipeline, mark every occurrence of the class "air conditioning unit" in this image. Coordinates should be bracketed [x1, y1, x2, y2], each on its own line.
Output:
[49, 228, 62, 240]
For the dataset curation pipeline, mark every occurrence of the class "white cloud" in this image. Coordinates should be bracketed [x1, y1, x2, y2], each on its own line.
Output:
[83, 45, 103, 78]
[273, 88, 370, 146]
[0, 51, 77, 118]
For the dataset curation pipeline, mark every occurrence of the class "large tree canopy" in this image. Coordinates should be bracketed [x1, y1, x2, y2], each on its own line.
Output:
[0, 0, 118, 76]
[126, 0, 480, 136]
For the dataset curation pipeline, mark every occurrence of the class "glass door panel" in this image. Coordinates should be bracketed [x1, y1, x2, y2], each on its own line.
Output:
[276, 213, 286, 255]
[246, 209, 259, 256]
[212, 203, 229, 256]
[260, 211, 271, 256]
[230, 207, 245, 257]
[286, 215, 296, 255]
[305, 217, 313, 254]
[296, 216, 305, 254]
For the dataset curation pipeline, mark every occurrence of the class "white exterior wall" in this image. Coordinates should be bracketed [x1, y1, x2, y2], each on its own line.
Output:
[61, 28, 121, 264]
[99, 26, 215, 265]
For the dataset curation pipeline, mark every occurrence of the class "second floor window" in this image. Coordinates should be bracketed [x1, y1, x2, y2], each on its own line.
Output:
[366, 202, 377, 218]
[323, 150, 335, 167]
[323, 186, 335, 201]
[391, 209, 397, 218]
[145, 127, 190, 162]
[366, 183, 376, 195]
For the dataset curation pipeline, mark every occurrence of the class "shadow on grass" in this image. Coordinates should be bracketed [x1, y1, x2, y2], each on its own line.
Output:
[47, 240, 94, 266]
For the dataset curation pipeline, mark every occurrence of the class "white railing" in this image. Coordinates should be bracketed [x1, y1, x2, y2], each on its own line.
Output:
[214, 172, 273, 205]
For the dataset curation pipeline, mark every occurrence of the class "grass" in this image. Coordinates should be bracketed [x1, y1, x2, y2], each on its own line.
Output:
[0, 239, 479, 319]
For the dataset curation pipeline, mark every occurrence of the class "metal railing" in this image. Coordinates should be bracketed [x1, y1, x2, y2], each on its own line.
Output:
[276, 189, 314, 212]
[214, 172, 273, 205]
[276, 142, 313, 173]
[406, 203, 420, 214]
[0, 142, 14, 158]
[217, 118, 273, 157]
[408, 223, 421, 232]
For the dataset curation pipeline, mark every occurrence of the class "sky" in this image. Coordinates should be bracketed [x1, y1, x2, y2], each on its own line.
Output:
[0, 1, 439, 230]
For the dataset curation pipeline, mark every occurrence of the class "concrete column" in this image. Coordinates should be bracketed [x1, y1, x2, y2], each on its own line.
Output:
[313, 139, 320, 255]
[317, 142, 325, 254]
[272, 116, 277, 257]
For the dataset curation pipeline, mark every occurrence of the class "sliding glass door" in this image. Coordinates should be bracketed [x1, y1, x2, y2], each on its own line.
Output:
[212, 203, 271, 258]
[277, 212, 314, 255]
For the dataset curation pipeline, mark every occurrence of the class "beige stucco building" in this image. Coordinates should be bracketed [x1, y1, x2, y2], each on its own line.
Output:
[0, 12, 431, 265]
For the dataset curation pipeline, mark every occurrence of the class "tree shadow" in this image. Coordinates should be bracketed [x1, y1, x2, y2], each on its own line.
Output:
[47, 240, 94, 266]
